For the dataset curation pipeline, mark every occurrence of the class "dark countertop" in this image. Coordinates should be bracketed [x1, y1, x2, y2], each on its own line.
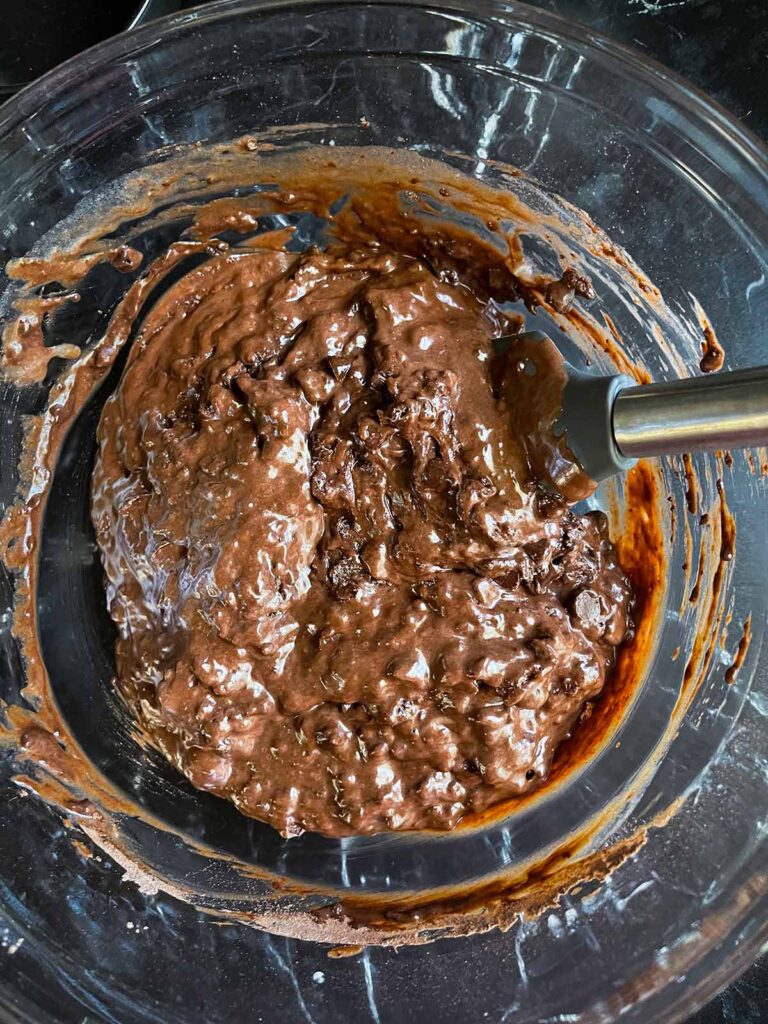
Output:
[1, 2, 766, 1021]
[531, 0, 767, 141]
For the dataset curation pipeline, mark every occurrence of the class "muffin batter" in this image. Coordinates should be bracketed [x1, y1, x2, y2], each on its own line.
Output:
[92, 242, 631, 838]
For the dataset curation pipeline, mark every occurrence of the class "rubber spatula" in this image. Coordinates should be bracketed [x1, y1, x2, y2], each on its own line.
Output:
[502, 330, 768, 484]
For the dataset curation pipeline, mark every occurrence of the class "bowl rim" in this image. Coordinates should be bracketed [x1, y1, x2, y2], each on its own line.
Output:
[0, 0, 766, 170]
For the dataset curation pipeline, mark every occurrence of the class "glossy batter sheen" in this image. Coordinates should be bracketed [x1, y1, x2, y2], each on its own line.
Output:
[92, 244, 631, 837]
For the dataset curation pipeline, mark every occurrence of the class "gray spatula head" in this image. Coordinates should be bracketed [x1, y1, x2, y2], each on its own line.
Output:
[494, 329, 635, 489]
[556, 358, 637, 482]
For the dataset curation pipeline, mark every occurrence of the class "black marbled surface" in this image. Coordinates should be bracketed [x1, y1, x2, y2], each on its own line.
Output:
[1, 1, 766, 1021]
[529, 0, 767, 141]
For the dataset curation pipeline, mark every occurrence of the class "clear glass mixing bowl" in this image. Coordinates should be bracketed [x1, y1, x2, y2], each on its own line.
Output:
[1, 2, 767, 1021]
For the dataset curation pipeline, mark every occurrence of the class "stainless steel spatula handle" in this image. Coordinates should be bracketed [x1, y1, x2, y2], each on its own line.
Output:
[613, 366, 768, 458]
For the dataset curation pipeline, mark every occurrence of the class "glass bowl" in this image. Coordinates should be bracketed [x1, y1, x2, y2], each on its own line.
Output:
[1, 1, 766, 1021]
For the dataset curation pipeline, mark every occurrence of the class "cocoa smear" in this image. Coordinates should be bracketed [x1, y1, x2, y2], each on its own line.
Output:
[700, 321, 725, 374]
[683, 453, 698, 516]
[1, 246, 143, 385]
[681, 465, 738, 715]
[725, 617, 752, 685]
[544, 267, 595, 314]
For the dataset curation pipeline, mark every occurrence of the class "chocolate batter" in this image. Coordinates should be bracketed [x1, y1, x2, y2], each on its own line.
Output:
[92, 239, 631, 838]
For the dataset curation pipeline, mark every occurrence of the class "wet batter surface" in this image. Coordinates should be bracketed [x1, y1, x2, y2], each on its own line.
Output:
[92, 242, 632, 838]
